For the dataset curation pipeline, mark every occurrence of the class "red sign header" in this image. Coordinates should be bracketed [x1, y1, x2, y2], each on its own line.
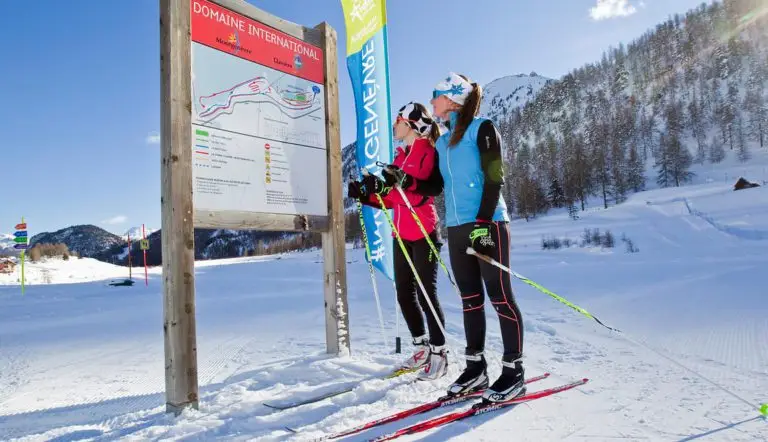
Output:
[190, 0, 324, 84]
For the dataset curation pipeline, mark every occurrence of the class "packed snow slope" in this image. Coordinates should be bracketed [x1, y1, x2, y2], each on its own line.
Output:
[1, 177, 767, 440]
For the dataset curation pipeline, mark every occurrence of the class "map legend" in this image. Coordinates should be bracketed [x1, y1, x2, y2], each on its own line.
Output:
[264, 143, 272, 184]
[193, 128, 211, 167]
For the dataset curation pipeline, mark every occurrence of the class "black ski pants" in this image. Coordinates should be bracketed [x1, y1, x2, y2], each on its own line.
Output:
[394, 230, 446, 347]
[447, 221, 523, 362]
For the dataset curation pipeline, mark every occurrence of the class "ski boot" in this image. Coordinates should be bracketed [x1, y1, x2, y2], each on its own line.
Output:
[444, 351, 488, 398]
[417, 344, 448, 381]
[482, 357, 526, 403]
[395, 335, 430, 374]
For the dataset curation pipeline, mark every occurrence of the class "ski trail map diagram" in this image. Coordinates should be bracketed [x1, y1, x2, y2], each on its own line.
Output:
[190, 0, 328, 216]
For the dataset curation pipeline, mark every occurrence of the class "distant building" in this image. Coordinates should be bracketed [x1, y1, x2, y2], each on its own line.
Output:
[0, 258, 16, 274]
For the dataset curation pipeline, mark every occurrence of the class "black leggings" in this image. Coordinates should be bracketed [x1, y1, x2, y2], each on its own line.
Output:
[394, 231, 446, 347]
[447, 221, 523, 362]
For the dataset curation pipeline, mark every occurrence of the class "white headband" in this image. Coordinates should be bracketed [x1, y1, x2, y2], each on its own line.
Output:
[433, 72, 473, 105]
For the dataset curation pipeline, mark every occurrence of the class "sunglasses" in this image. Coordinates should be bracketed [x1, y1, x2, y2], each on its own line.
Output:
[432, 89, 452, 99]
[395, 115, 417, 125]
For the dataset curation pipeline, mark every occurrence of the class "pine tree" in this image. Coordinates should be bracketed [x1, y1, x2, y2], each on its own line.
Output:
[638, 109, 657, 160]
[743, 56, 767, 148]
[688, 92, 708, 164]
[561, 133, 592, 212]
[736, 115, 751, 162]
[667, 133, 695, 186]
[548, 179, 566, 208]
[610, 140, 628, 203]
[721, 82, 740, 149]
[513, 144, 534, 221]
[626, 145, 646, 192]
[567, 201, 579, 220]
[655, 133, 672, 188]
[657, 101, 695, 187]
[534, 179, 550, 215]
[709, 135, 726, 164]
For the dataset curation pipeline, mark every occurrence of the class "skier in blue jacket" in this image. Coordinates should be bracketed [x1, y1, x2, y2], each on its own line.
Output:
[428, 72, 525, 403]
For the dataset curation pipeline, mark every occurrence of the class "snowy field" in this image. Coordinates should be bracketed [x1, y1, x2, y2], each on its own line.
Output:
[2, 160, 768, 441]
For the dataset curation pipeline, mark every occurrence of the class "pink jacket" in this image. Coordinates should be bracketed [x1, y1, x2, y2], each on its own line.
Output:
[365, 138, 439, 242]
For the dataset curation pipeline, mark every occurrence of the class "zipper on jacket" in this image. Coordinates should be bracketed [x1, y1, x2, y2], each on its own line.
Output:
[446, 141, 460, 225]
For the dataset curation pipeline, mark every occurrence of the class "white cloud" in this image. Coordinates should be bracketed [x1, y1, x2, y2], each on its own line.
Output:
[146, 131, 161, 145]
[590, 0, 638, 21]
[102, 215, 128, 225]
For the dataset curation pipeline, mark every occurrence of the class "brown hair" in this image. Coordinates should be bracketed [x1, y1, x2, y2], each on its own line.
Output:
[448, 74, 482, 147]
[427, 122, 441, 146]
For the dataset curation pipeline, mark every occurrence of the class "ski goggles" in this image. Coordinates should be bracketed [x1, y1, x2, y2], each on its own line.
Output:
[432, 89, 453, 99]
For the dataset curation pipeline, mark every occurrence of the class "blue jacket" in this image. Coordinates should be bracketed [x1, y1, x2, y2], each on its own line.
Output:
[435, 112, 509, 228]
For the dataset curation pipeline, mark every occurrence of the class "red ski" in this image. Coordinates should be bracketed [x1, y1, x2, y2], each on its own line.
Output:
[306, 372, 550, 440]
[369, 377, 589, 441]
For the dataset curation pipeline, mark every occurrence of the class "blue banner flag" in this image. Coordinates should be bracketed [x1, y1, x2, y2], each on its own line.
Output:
[341, 0, 395, 280]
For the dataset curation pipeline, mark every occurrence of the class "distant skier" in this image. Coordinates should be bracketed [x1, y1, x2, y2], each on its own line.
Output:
[422, 72, 526, 403]
[348, 102, 448, 380]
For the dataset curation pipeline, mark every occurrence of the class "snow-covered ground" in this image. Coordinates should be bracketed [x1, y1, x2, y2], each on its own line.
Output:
[1, 164, 768, 440]
[0, 256, 141, 286]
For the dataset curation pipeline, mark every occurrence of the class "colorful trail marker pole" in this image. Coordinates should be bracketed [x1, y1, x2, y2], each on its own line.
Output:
[14, 218, 28, 294]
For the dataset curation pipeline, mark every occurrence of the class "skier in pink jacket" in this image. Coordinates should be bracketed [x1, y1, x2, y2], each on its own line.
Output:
[348, 102, 447, 380]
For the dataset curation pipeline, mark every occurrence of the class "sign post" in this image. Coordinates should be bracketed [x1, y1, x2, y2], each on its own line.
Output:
[160, 0, 347, 413]
[140, 224, 149, 286]
[127, 233, 133, 280]
[14, 218, 28, 295]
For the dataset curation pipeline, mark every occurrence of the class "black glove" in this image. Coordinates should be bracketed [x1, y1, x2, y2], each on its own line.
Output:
[362, 173, 392, 196]
[469, 221, 496, 257]
[381, 165, 413, 189]
[347, 180, 367, 200]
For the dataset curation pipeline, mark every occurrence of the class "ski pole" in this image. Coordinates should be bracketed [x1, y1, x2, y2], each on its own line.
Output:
[467, 247, 768, 418]
[466, 247, 620, 332]
[394, 280, 401, 353]
[392, 186, 460, 293]
[351, 174, 389, 349]
[373, 163, 459, 291]
[374, 192, 460, 358]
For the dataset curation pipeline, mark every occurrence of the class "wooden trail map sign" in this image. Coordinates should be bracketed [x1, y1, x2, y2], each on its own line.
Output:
[160, 0, 348, 413]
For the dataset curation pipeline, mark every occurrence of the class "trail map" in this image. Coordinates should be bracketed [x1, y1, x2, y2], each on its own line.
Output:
[190, 0, 328, 216]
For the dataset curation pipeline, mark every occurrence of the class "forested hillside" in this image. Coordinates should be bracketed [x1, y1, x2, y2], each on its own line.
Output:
[498, 0, 768, 220]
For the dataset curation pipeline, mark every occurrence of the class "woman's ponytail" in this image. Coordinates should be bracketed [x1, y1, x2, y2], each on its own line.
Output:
[427, 121, 441, 146]
[448, 76, 482, 147]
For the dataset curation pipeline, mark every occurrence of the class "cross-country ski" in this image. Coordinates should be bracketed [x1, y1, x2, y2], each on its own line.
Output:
[285, 372, 551, 439]
[262, 366, 420, 411]
[370, 377, 590, 441]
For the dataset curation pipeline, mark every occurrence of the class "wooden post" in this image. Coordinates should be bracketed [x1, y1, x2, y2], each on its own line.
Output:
[315, 22, 350, 356]
[159, 0, 199, 413]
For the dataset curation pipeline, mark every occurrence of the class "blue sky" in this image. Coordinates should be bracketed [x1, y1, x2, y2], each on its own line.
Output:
[0, 0, 709, 236]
